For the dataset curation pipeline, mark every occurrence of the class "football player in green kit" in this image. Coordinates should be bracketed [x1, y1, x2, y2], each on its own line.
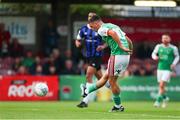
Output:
[152, 34, 179, 108]
[80, 15, 133, 112]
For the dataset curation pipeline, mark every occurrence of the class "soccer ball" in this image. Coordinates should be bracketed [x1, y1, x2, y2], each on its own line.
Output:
[34, 83, 49, 97]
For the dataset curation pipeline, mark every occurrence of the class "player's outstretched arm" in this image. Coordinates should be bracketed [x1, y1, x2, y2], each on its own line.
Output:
[107, 30, 132, 52]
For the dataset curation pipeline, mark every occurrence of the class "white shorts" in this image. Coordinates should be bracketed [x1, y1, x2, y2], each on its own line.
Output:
[157, 70, 171, 83]
[107, 55, 130, 76]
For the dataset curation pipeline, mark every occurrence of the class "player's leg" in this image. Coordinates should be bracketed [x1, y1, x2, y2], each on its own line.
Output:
[81, 57, 110, 97]
[82, 55, 129, 100]
[159, 81, 169, 108]
[95, 67, 111, 88]
[108, 55, 129, 112]
[161, 71, 170, 108]
[77, 65, 96, 108]
[94, 57, 102, 80]
[154, 70, 170, 108]
[154, 81, 165, 107]
[81, 71, 109, 97]
[86, 66, 97, 83]
[154, 70, 163, 107]
[109, 76, 124, 112]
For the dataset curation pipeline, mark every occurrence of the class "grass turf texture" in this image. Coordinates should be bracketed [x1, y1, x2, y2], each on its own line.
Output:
[0, 101, 180, 119]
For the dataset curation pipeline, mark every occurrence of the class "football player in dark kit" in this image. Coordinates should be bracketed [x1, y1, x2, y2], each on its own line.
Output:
[75, 12, 108, 108]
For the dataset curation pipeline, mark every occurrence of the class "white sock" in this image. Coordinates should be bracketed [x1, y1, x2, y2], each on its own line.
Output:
[83, 83, 94, 104]
[83, 92, 94, 104]
[85, 82, 93, 94]
[115, 104, 120, 108]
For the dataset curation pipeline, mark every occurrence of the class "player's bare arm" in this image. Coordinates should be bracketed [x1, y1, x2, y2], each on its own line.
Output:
[96, 43, 108, 51]
[107, 29, 132, 52]
[75, 39, 82, 48]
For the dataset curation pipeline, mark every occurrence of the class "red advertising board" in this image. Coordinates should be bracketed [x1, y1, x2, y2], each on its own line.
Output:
[103, 18, 180, 42]
[0, 76, 59, 101]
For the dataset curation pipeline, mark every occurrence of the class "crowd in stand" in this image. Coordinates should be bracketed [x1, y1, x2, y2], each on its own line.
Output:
[0, 47, 180, 76]
[0, 48, 79, 76]
[0, 22, 180, 76]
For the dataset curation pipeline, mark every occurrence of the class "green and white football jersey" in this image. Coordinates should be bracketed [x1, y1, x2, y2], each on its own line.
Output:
[98, 23, 129, 55]
[152, 44, 179, 71]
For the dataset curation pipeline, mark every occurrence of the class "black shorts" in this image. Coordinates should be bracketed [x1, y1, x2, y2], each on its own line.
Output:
[86, 57, 102, 71]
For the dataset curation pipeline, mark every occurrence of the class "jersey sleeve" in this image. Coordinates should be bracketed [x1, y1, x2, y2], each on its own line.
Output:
[98, 26, 109, 37]
[76, 29, 84, 40]
[152, 44, 160, 60]
[172, 46, 180, 65]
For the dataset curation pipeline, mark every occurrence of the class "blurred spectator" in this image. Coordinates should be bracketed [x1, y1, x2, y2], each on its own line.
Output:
[1, 56, 13, 69]
[61, 59, 77, 75]
[12, 57, 22, 72]
[48, 65, 57, 75]
[16, 65, 28, 75]
[42, 19, 60, 56]
[29, 55, 43, 74]
[0, 23, 11, 57]
[129, 63, 141, 76]
[43, 49, 64, 75]
[128, 65, 141, 76]
[64, 49, 77, 69]
[139, 67, 146, 76]
[51, 48, 65, 73]
[144, 62, 153, 76]
[22, 50, 35, 69]
[43, 55, 54, 75]
[64, 49, 75, 61]
[0, 56, 15, 75]
[9, 38, 24, 57]
[35, 65, 43, 75]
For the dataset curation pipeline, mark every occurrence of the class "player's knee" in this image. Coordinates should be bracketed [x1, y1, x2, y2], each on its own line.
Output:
[159, 83, 165, 89]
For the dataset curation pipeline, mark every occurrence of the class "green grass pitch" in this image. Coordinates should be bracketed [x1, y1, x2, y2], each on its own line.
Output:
[0, 101, 180, 119]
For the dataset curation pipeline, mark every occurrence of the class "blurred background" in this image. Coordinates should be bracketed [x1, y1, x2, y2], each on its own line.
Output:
[0, 0, 180, 101]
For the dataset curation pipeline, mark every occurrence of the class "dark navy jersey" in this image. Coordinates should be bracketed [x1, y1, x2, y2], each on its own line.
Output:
[77, 24, 103, 58]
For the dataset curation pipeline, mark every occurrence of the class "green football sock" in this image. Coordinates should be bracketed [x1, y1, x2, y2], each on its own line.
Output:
[113, 93, 121, 107]
[87, 83, 97, 93]
[156, 94, 163, 103]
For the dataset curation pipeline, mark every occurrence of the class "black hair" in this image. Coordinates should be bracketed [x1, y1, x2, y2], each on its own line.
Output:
[88, 15, 101, 23]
